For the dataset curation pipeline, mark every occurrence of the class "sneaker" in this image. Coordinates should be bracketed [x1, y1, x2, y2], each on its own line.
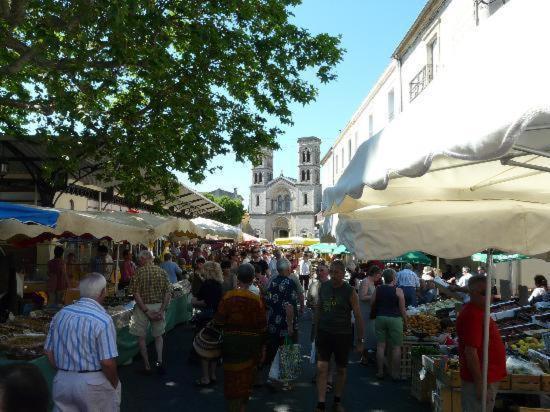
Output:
[155, 361, 166, 376]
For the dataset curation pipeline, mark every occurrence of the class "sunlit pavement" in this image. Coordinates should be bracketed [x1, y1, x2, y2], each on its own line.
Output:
[119, 312, 431, 412]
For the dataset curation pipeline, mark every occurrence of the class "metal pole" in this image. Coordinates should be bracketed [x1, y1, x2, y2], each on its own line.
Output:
[481, 250, 493, 412]
[436, 256, 440, 270]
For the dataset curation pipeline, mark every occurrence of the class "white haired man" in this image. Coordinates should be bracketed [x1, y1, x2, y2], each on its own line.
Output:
[129, 250, 172, 375]
[45, 273, 120, 411]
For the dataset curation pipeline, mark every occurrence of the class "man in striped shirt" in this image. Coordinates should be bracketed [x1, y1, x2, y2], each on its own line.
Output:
[45, 273, 120, 412]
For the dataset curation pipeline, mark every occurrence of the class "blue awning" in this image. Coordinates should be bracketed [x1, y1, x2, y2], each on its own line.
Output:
[0, 202, 59, 227]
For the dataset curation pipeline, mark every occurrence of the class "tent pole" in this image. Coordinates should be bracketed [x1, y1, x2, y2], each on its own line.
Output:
[481, 250, 493, 412]
[436, 256, 440, 270]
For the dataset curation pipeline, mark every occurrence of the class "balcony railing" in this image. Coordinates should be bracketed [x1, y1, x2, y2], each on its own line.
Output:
[409, 64, 433, 102]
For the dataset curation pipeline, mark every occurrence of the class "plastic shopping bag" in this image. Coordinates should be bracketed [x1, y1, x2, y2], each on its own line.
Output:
[280, 338, 302, 382]
[310, 341, 316, 365]
[268, 348, 281, 381]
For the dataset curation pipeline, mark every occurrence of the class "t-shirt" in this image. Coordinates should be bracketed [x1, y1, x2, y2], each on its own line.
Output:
[456, 303, 506, 383]
[318, 280, 354, 335]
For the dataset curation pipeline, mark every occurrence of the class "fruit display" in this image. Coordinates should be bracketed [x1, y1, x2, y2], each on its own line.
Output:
[510, 337, 545, 355]
[411, 299, 459, 317]
[408, 314, 441, 336]
[0, 335, 45, 360]
[498, 317, 529, 329]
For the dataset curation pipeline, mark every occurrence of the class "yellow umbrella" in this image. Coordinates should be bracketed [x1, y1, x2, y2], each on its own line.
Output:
[274, 237, 320, 246]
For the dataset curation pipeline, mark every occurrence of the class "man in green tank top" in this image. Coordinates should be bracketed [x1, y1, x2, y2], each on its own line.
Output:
[314, 260, 364, 412]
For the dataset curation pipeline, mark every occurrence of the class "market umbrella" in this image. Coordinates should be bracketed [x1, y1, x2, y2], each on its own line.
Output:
[274, 237, 320, 247]
[191, 217, 242, 241]
[384, 251, 432, 265]
[332, 244, 350, 255]
[471, 252, 531, 264]
[335, 199, 550, 412]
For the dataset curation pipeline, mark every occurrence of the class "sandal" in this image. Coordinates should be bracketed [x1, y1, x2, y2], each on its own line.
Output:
[194, 379, 211, 387]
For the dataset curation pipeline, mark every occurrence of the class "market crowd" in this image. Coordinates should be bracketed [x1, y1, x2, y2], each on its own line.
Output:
[2, 243, 548, 412]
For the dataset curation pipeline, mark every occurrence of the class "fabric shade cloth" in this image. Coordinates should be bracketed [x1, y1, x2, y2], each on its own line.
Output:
[273, 237, 320, 246]
[384, 251, 432, 265]
[191, 217, 242, 241]
[241, 233, 267, 243]
[0, 208, 204, 244]
[323, 0, 550, 215]
[335, 200, 550, 260]
[0, 201, 60, 227]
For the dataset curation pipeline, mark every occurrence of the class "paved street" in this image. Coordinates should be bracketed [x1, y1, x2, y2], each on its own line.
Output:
[119, 314, 431, 412]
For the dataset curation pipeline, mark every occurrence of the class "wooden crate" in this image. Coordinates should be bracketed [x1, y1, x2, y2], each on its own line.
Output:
[541, 374, 550, 392]
[499, 375, 511, 390]
[510, 374, 541, 391]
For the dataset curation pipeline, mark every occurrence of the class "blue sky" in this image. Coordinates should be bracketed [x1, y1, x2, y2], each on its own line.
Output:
[179, 0, 427, 207]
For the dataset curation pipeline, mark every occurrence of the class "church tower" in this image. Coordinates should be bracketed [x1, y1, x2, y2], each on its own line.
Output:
[249, 149, 273, 217]
[296, 137, 322, 227]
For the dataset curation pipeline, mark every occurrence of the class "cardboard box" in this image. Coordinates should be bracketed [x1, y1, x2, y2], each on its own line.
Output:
[510, 374, 541, 391]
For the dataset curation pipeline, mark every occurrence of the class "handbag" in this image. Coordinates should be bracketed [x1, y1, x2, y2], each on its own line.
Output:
[193, 321, 222, 359]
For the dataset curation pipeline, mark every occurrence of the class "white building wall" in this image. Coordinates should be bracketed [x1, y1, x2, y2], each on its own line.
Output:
[321, 0, 512, 194]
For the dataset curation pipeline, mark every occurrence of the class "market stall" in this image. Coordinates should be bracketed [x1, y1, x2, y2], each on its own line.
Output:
[0, 280, 192, 394]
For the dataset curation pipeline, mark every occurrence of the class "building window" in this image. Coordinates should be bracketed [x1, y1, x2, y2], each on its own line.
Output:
[306, 151, 311, 162]
[268, 173, 272, 181]
[388, 89, 395, 121]
[302, 151, 306, 163]
[277, 195, 283, 212]
[255, 195, 259, 207]
[258, 173, 262, 183]
[303, 193, 308, 205]
[301, 170, 306, 181]
[427, 36, 438, 79]
[253, 173, 257, 184]
[284, 195, 291, 212]
[69, 199, 75, 210]
[306, 170, 310, 181]
[369, 114, 374, 137]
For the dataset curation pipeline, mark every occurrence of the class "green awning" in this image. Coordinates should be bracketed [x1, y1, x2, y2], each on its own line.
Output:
[471, 252, 530, 263]
[384, 251, 432, 265]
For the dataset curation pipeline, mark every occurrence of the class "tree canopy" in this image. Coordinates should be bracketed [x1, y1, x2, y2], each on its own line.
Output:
[203, 193, 245, 226]
[0, 0, 343, 209]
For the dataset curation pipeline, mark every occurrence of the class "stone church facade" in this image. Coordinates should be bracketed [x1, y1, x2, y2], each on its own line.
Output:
[248, 137, 322, 241]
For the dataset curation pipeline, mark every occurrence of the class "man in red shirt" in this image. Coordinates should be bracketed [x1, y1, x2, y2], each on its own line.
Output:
[456, 275, 506, 412]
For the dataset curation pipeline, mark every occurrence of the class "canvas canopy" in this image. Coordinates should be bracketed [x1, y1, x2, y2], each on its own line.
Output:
[323, 0, 550, 215]
[0, 207, 204, 244]
[191, 217, 242, 241]
[0, 201, 60, 227]
[335, 200, 550, 261]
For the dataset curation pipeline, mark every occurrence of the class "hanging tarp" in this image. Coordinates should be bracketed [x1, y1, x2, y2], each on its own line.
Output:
[323, 0, 550, 215]
[0, 202, 60, 227]
[471, 252, 530, 264]
[274, 237, 320, 247]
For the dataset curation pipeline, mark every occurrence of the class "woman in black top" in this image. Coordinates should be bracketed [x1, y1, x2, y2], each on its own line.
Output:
[370, 268, 407, 380]
[192, 261, 223, 386]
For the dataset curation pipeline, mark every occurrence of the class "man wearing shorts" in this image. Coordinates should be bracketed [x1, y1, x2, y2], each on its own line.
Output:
[315, 260, 364, 412]
[129, 250, 171, 375]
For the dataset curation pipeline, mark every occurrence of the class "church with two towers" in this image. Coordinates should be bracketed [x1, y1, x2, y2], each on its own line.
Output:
[248, 137, 322, 242]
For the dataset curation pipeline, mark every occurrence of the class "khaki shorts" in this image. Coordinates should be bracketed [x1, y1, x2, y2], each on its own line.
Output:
[375, 316, 404, 346]
[129, 303, 165, 337]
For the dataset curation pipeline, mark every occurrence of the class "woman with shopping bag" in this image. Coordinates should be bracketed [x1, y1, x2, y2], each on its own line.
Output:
[264, 258, 300, 389]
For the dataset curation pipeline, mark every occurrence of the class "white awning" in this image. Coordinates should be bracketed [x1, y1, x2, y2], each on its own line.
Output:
[0, 208, 204, 244]
[191, 217, 242, 241]
[324, 0, 550, 215]
[336, 200, 550, 260]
